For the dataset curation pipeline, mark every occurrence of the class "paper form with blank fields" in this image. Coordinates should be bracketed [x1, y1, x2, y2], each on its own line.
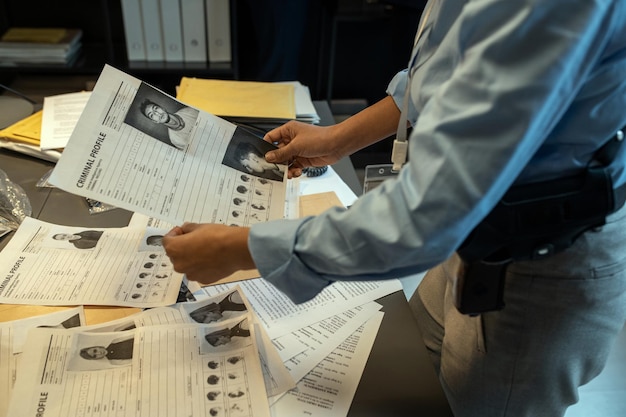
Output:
[5, 287, 285, 417]
[48, 65, 287, 226]
[0, 217, 182, 307]
[7, 322, 271, 417]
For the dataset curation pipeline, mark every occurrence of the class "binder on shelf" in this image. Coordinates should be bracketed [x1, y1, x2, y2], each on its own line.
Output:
[159, 0, 184, 62]
[205, 0, 231, 63]
[120, 0, 146, 61]
[139, 0, 164, 61]
[180, 0, 207, 63]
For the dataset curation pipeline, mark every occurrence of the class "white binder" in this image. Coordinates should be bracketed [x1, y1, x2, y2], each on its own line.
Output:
[120, 0, 146, 61]
[159, 0, 184, 62]
[180, 0, 207, 63]
[205, 0, 231, 63]
[140, 0, 164, 61]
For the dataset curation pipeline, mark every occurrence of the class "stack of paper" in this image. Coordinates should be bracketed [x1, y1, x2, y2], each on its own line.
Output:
[279, 81, 321, 124]
[0, 66, 393, 417]
[0, 27, 83, 66]
[0, 90, 90, 163]
[3, 288, 274, 417]
[177, 77, 320, 126]
[0, 110, 62, 162]
[0, 221, 397, 417]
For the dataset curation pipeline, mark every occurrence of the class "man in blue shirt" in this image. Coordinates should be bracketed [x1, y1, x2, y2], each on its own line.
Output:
[163, 1, 626, 415]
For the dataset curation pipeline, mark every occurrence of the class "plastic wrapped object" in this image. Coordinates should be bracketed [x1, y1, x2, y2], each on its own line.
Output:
[0, 169, 32, 236]
[35, 168, 55, 188]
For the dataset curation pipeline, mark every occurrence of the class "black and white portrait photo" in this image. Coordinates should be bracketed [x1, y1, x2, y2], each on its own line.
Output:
[68, 332, 135, 371]
[125, 83, 199, 150]
[200, 318, 252, 353]
[49, 230, 104, 250]
[221, 127, 285, 181]
[181, 289, 247, 324]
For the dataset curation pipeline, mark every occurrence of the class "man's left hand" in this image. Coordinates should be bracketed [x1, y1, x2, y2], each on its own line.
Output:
[162, 223, 255, 285]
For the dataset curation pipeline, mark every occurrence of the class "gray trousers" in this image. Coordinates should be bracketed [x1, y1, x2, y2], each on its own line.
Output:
[410, 205, 626, 417]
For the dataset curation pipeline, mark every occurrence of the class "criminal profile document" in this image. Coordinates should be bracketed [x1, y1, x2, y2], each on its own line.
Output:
[0, 217, 182, 307]
[7, 321, 271, 417]
[48, 65, 287, 226]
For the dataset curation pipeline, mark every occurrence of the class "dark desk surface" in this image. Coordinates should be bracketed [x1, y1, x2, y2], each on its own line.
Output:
[0, 101, 451, 416]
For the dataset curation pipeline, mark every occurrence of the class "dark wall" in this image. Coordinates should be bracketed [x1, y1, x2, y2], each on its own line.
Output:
[330, 2, 424, 105]
[1, 0, 424, 104]
[236, 0, 424, 103]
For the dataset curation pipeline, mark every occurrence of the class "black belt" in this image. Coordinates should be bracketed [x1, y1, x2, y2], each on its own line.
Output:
[454, 126, 626, 315]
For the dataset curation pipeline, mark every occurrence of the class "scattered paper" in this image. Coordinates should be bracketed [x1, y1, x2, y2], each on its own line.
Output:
[0, 307, 85, 417]
[40, 91, 91, 150]
[6, 288, 278, 417]
[0, 217, 183, 307]
[270, 312, 384, 417]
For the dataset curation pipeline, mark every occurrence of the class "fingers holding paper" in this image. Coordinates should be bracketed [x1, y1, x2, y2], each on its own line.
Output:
[263, 121, 344, 178]
[162, 223, 255, 285]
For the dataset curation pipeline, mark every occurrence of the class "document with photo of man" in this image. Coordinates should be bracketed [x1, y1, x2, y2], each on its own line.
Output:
[7, 320, 271, 417]
[2, 288, 290, 417]
[0, 216, 182, 307]
[48, 64, 287, 226]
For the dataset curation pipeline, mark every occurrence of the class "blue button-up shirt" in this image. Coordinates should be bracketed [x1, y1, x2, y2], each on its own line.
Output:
[250, 0, 626, 303]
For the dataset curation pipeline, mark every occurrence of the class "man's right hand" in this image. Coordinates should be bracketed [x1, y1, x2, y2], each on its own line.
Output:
[263, 121, 344, 179]
[263, 96, 403, 178]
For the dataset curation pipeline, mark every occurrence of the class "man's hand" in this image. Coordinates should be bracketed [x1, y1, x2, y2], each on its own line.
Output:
[263, 97, 402, 179]
[264, 121, 344, 178]
[162, 223, 255, 285]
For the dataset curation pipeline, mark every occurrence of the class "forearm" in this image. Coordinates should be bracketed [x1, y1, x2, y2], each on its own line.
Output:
[330, 95, 402, 157]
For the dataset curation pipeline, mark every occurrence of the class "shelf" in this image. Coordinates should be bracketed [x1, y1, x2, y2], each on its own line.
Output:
[126, 60, 235, 77]
[0, 0, 239, 92]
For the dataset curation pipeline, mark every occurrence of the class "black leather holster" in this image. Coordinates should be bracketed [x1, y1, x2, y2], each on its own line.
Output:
[455, 163, 623, 315]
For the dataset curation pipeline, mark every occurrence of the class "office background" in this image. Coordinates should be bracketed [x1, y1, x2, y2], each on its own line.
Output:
[0, 0, 425, 169]
[0, 1, 624, 415]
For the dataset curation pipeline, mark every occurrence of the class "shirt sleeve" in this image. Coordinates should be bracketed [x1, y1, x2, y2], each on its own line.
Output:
[249, 1, 615, 304]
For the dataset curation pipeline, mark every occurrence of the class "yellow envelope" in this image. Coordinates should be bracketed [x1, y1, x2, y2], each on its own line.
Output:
[177, 77, 296, 120]
[0, 110, 42, 146]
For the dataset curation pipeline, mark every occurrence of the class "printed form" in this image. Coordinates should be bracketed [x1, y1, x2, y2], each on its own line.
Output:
[271, 312, 384, 417]
[0, 307, 85, 417]
[200, 278, 402, 339]
[0, 217, 182, 307]
[8, 323, 270, 417]
[49, 65, 287, 226]
[6, 288, 275, 417]
[40, 91, 91, 150]
[198, 280, 397, 417]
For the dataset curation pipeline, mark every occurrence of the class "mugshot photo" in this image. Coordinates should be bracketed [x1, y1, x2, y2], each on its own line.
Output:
[200, 318, 252, 353]
[180, 289, 248, 324]
[47, 229, 104, 250]
[67, 332, 136, 371]
[221, 127, 286, 181]
[124, 83, 199, 150]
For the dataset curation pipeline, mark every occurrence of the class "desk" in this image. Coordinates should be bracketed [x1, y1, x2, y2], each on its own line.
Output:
[0, 101, 452, 416]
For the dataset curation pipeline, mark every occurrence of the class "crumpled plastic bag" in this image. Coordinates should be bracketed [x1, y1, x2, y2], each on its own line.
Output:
[0, 169, 32, 237]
